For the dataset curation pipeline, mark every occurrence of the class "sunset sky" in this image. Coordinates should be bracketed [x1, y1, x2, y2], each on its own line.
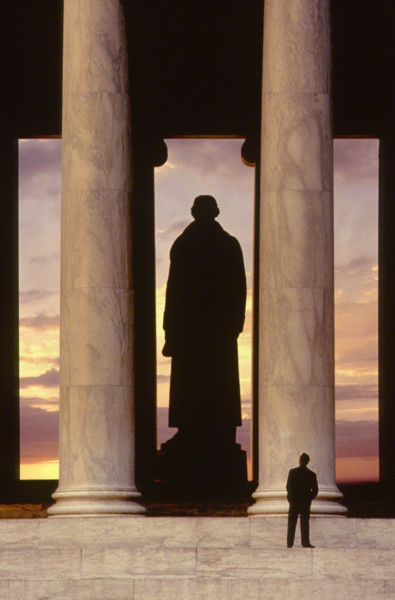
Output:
[18, 137, 379, 483]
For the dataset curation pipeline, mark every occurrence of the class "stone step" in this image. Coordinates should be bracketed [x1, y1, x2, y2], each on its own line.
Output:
[0, 517, 394, 600]
[2, 515, 391, 549]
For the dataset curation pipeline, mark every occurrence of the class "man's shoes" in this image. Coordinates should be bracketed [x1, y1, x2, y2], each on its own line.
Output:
[302, 544, 315, 548]
[287, 545, 293, 548]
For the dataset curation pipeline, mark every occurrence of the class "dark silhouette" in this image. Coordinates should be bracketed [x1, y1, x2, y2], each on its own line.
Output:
[160, 195, 247, 494]
[286, 453, 318, 548]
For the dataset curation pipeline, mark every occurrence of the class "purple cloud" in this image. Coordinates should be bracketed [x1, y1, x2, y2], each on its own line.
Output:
[165, 138, 248, 179]
[20, 356, 60, 368]
[30, 251, 60, 264]
[19, 290, 56, 305]
[19, 139, 61, 186]
[20, 396, 59, 409]
[20, 314, 60, 330]
[20, 368, 59, 389]
[335, 255, 376, 276]
[20, 404, 59, 462]
[334, 138, 379, 185]
[336, 384, 378, 402]
[335, 420, 378, 458]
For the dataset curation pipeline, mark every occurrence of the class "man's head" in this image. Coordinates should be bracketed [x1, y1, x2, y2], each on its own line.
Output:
[299, 453, 310, 466]
[191, 195, 220, 221]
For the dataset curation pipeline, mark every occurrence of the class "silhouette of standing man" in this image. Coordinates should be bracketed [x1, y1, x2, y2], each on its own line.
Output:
[162, 195, 246, 453]
[286, 453, 318, 548]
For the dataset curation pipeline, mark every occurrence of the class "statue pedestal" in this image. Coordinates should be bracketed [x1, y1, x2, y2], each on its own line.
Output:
[157, 432, 248, 499]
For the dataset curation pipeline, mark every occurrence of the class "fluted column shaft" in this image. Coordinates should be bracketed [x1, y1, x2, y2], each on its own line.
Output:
[249, 0, 345, 514]
[48, 0, 144, 515]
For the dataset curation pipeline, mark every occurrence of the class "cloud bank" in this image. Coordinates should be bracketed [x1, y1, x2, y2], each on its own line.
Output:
[20, 368, 60, 389]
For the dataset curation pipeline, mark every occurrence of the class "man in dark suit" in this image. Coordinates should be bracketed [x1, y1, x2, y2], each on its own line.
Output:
[286, 453, 318, 548]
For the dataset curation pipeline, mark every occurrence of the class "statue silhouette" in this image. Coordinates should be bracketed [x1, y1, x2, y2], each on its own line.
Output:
[161, 195, 247, 494]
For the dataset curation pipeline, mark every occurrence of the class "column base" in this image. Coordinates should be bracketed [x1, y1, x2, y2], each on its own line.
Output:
[47, 488, 146, 517]
[248, 487, 347, 515]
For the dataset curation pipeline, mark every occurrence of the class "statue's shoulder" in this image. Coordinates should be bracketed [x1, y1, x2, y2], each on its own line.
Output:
[222, 229, 243, 254]
[170, 223, 195, 257]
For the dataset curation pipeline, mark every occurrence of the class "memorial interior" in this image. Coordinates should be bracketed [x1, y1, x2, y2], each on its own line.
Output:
[1, 0, 395, 515]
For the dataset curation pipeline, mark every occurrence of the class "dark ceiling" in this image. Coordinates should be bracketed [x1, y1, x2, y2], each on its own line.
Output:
[4, 1, 395, 141]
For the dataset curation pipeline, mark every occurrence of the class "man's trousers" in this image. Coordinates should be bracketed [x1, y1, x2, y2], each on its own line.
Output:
[287, 503, 311, 547]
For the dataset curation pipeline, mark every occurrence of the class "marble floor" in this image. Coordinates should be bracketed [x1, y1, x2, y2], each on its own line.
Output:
[0, 516, 394, 599]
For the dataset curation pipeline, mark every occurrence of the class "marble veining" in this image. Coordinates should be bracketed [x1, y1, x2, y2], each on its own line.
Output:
[263, 0, 330, 94]
[260, 288, 334, 386]
[261, 190, 333, 289]
[58, 386, 135, 489]
[81, 546, 196, 578]
[134, 578, 259, 600]
[61, 287, 133, 387]
[261, 93, 332, 193]
[252, 0, 341, 515]
[52, 0, 142, 515]
[63, 0, 129, 95]
[196, 547, 312, 579]
[62, 91, 132, 193]
[62, 190, 132, 289]
[2, 519, 395, 598]
[258, 385, 335, 491]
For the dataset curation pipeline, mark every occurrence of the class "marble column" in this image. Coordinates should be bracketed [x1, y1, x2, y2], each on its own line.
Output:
[48, 0, 144, 515]
[249, 0, 346, 514]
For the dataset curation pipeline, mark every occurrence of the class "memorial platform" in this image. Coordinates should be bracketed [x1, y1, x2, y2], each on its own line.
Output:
[0, 516, 394, 599]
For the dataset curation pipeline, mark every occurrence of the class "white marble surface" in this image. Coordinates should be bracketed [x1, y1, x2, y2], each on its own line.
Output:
[0, 547, 35, 579]
[1, 518, 395, 599]
[52, 0, 141, 515]
[250, 517, 359, 548]
[62, 91, 132, 192]
[54, 386, 135, 489]
[261, 579, 395, 600]
[261, 191, 333, 288]
[63, 190, 132, 289]
[0, 546, 81, 580]
[260, 289, 334, 386]
[312, 548, 395, 580]
[262, 0, 330, 94]
[82, 546, 196, 578]
[0, 520, 39, 545]
[61, 288, 133, 387]
[257, 386, 335, 487]
[37, 516, 395, 550]
[62, 0, 131, 191]
[7, 577, 395, 600]
[9, 579, 134, 600]
[354, 519, 395, 548]
[253, 0, 340, 515]
[197, 547, 312, 579]
[134, 578, 259, 600]
[39, 516, 250, 548]
[3, 517, 395, 547]
[62, 0, 128, 95]
[0, 582, 10, 600]
[251, 382, 340, 514]
[261, 93, 332, 193]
